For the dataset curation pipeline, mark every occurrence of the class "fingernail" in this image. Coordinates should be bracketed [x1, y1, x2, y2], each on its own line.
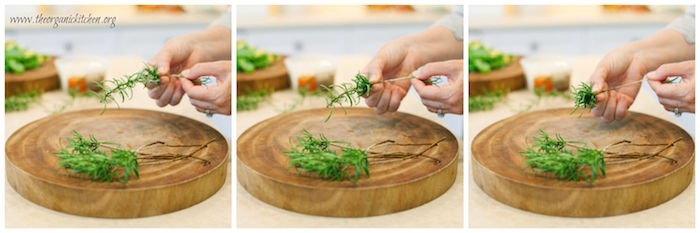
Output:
[412, 67, 422, 77]
[646, 71, 656, 79]
[181, 69, 190, 77]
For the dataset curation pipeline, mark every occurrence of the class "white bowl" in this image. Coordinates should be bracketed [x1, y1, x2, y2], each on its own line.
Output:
[54, 56, 107, 93]
[520, 55, 573, 92]
[283, 54, 336, 91]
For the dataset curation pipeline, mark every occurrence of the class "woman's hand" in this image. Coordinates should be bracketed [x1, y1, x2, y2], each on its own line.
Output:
[180, 61, 232, 115]
[363, 27, 463, 114]
[411, 59, 464, 114]
[647, 60, 695, 113]
[589, 29, 694, 122]
[363, 39, 417, 114]
[148, 25, 232, 107]
[589, 48, 646, 122]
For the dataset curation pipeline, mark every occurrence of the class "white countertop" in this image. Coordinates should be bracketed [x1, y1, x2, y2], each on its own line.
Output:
[468, 55, 694, 227]
[236, 55, 464, 227]
[4, 57, 231, 227]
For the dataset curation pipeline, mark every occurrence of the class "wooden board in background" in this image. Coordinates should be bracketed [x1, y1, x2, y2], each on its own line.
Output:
[237, 57, 289, 95]
[5, 57, 60, 96]
[237, 108, 459, 217]
[469, 56, 525, 96]
[5, 109, 229, 218]
[471, 108, 694, 217]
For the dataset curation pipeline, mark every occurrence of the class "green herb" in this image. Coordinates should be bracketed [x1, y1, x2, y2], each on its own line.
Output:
[5, 90, 41, 112]
[520, 130, 605, 183]
[5, 41, 49, 74]
[56, 131, 218, 184]
[285, 130, 444, 183]
[570, 82, 596, 115]
[321, 73, 372, 121]
[237, 89, 272, 111]
[94, 64, 160, 113]
[56, 131, 138, 184]
[469, 89, 507, 112]
[468, 41, 512, 74]
[236, 40, 277, 73]
[521, 130, 682, 184]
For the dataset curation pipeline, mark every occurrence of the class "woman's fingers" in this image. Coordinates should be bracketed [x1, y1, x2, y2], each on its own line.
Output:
[156, 79, 176, 107]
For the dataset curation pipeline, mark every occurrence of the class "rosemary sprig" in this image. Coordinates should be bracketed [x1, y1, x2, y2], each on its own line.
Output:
[570, 82, 596, 115]
[321, 73, 372, 121]
[469, 89, 507, 112]
[56, 131, 218, 184]
[521, 130, 682, 183]
[284, 130, 444, 183]
[95, 64, 160, 113]
[56, 131, 138, 184]
[5, 90, 41, 112]
[520, 130, 605, 183]
[285, 130, 369, 182]
[237, 89, 272, 111]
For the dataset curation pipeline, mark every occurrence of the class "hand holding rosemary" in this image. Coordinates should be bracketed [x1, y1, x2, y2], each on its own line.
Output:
[322, 72, 435, 121]
[284, 130, 444, 183]
[521, 130, 682, 183]
[55, 131, 217, 184]
[571, 77, 680, 115]
[95, 64, 204, 113]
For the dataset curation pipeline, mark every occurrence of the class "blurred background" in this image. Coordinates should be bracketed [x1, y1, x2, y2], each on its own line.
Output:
[6, 5, 227, 58]
[237, 5, 449, 55]
[470, 5, 685, 56]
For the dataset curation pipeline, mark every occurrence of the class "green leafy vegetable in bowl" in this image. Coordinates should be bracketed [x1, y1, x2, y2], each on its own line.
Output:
[468, 41, 512, 74]
[5, 41, 49, 74]
[236, 40, 278, 73]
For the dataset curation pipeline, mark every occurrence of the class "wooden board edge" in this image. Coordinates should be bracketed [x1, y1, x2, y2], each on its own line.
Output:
[471, 155, 694, 217]
[237, 155, 458, 217]
[6, 156, 229, 218]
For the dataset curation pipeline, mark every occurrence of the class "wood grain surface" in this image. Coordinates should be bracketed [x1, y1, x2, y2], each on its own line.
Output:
[471, 108, 694, 217]
[237, 108, 459, 217]
[237, 57, 289, 95]
[469, 56, 525, 96]
[5, 109, 229, 218]
[5, 57, 60, 96]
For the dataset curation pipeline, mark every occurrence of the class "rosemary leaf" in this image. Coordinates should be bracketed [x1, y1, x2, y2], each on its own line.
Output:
[570, 82, 596, 115]
[321, 73, 372, 121]
[94, 64, 160, 113]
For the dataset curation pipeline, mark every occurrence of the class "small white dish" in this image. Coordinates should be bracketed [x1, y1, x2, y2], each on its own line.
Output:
[54, 55, 107, 93]
[283, 54, 336, 91]
[520, 55, 573, 92]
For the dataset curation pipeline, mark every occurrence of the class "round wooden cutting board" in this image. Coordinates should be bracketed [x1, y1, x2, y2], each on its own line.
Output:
[5, 57, 60, 97]
[237, 57, 289, 95]
[237, 108, 459, 217]
[472, 108, 694, 217]
[5, 109, 229, 218]
[469, 56, 525, 96]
